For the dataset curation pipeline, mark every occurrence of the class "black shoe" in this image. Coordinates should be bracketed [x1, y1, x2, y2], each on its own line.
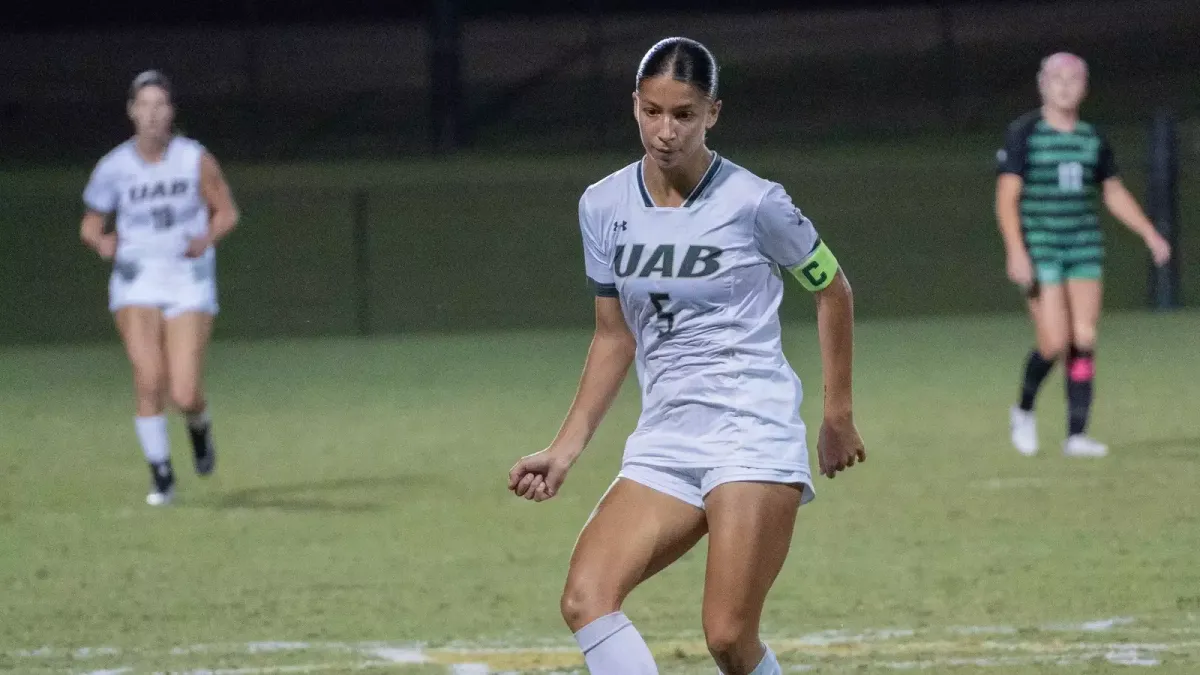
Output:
[189, 423, 216, 476]
[147, 460, 175, 506]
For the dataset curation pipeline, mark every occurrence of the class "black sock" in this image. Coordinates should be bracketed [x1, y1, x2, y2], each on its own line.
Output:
[149, 459, 175, 493]
[1019, 349, 1057, 411]
[1066, 346, 1095, 436]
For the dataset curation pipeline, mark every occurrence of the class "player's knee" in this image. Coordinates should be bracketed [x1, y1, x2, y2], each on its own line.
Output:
[132, 367, 164, 402]
[703, 612, 756, 663]
[1037, 336, 1068, 361]
[170, 383, 203, 413]
[560, 577, 619, 632]
[1071, 326, 1097, 351]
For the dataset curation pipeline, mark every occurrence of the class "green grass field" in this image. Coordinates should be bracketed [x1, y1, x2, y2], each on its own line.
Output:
[2, 310, 1198, 674]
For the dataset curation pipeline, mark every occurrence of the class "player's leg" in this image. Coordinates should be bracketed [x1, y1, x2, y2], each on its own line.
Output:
[1063, 271, 1106, 457]
[1023, 280, 1072, 403]
[561, 469, 708, 674]
[701, 474, 806, 675]
[1011, 262, 1070, 455]
[114, 306, 173, 504]
[164, 309, 217, 475]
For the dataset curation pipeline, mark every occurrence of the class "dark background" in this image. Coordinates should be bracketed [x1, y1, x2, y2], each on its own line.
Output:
[1, 0, 1197, 344]
[11, 0, 1017, 30]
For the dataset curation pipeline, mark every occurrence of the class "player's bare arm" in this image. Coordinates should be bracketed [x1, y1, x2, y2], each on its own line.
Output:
[79, 209, 115, 260]
[813, 269, 864, 478]
[186, 152, 240, 258]
[996, 173, 1032, 287]
[1101, 177, 1171, 266]
[508, 296, 635, 501]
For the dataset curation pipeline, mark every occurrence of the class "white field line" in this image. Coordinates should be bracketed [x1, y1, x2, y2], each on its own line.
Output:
[52, 640, 1200, 675]
[38, 615, 1183, 661]
[60, 648, 1184, 675]
[6, 617, 1193, 675]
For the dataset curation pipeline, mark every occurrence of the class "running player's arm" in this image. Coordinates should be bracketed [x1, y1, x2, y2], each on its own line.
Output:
[548, 193, 636, 463]
[754, 184, 855, 422]
[995, 119, 1031, 260]
[1094, 138, 1160, 242]
[79, 211, 112, 257]
[1101, 179, 1154, 236]
[80, 159, 117, 258]
[548, 297, 635, 462]
[199, 151, 240, 245]
[813, 270, 853, 421]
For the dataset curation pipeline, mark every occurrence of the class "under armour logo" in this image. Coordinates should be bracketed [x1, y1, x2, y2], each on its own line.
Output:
[613, 220, 627, 232]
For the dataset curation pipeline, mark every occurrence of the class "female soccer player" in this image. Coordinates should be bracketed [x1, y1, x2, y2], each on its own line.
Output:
[508, 38, 864, 675]
[997, 53, 1170, 458]
[79, 70, 239, 505]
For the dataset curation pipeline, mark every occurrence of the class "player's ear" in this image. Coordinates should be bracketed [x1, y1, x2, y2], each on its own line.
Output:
[632, 91, 640, 122]
[706, 99, 722, 129]
[126, 99, 136, 123]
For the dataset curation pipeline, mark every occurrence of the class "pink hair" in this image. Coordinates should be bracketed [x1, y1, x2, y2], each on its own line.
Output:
[1039, 52, 1088, 80]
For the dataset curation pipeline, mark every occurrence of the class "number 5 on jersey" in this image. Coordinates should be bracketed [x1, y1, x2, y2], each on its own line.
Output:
[649, 292, 674, 335]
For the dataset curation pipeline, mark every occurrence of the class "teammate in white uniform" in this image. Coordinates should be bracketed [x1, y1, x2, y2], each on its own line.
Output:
[508, 38, 865, 675]
[79, 70, 240, 506]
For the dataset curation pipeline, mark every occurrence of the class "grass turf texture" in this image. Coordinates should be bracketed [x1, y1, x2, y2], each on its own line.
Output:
[1, 311, 1198, 673]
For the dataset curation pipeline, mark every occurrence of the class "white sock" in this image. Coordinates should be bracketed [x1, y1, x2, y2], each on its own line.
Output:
[185, 408, 210, 431]
[574, 611, 658, 674]
[748, 643, 781, 675]
[134, 415, 170, 464]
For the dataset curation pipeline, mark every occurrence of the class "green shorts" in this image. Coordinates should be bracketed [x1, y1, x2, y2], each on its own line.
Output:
[1024, 225, 1104, 286]
[1033, 258, 1103, 285]
[1026, 238, 1104, 286]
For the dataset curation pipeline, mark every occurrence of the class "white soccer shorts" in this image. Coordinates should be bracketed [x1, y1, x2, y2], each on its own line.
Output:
[108, 258, 219, 318]
[617, 460, 815, 509]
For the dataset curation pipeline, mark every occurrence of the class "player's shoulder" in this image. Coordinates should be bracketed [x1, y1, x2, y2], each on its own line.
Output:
[1006, 109, 1043, 137]
[714, 156, 774, 195]
[93, 139, 137, 174]
[170, 135, 208, 162]
[579, 154, 783, 218]
[581, 160, 637, 203]
[711, 156, 791, 216]
[174, 134, 206, 152]
[578, 160, 639, 230]
[1073, 119, 1107, 141]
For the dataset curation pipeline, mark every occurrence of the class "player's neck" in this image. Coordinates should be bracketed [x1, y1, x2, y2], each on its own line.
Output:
[642, 148, 714, 207]
[134, 135, 171, 163]
[1041, 105, 1080, 132]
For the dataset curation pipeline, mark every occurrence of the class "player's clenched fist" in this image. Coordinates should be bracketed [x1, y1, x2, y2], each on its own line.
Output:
[818, 415, 866, 479]
[508, 449, 573, 502]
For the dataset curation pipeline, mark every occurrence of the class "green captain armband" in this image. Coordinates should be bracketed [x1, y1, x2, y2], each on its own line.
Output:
[787, 239, 839, 292]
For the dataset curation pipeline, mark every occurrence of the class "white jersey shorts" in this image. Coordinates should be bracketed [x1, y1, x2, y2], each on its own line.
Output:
[618, 459, 815, 510]
[108, 256, 218, 319]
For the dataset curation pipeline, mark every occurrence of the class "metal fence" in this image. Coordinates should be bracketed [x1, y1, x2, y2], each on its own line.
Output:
[3, 138, 1196, 345]
[2, 2, 1198, 345]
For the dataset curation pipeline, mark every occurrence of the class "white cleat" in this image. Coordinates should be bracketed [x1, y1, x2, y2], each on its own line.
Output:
[1010, 406, 1039, 456]
[1064, 434, 1108, 458]
[145, 490, 174, 506]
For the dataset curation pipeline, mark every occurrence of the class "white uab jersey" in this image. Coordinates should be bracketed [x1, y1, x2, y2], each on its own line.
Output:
[580, 153, 824, 502]
[83, 136, 218, 317]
